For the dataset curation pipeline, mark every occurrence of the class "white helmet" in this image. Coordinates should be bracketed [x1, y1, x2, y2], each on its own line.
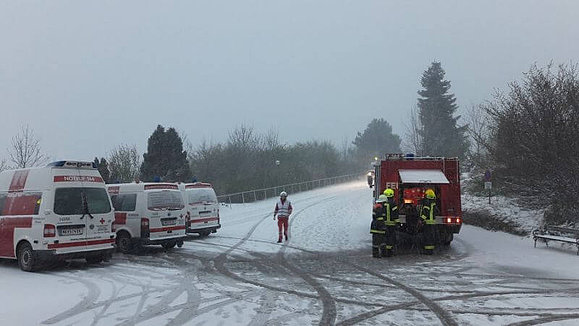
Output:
[280, 191, 288, 198]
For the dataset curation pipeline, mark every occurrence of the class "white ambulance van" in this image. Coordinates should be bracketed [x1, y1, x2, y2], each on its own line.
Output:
[180, 182, 221, 237]
[107, 182, 187, 253]
[0, 161, 116, 272]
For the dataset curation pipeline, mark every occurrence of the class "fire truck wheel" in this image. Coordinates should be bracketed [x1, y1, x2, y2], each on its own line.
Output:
[17, 242, 38, 272]
[116, 232, 133, 254]
[162, 241, 177, 249]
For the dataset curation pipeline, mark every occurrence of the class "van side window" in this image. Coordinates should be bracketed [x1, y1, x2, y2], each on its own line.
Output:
[0, 193, 7, 215]
[0, 192, 42, 216]
[111, 194, 137, 212]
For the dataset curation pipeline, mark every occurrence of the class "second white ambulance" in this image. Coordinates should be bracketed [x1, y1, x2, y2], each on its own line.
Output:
[107, 182, 187, 253]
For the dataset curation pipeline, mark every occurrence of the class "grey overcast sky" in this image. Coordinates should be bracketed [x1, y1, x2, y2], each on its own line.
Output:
[1, 0, 578, 162]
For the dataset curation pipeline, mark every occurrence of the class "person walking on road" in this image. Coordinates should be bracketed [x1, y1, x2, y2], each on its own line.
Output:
[274, 191, 293, 243]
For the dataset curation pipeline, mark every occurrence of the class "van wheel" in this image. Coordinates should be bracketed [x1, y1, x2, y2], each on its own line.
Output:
[18, 243, 38, 272]
[162, 241, 176, 250]
[199, 230, 211, 237]
[116, 233, 133, 254]
[86, 255, 103, 264]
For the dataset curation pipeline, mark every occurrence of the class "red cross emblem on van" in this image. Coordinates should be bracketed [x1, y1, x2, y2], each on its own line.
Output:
[100, 218, 105, 225]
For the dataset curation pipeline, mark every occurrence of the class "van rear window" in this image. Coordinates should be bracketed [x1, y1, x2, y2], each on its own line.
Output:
[147, 191, 184, 211]
[110, 194, 137, 212]
[54, 188, 111, 215]
[187, 188, 217, 205]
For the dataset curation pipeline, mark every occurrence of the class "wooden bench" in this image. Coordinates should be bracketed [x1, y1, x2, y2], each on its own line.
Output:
[532, 226, 579, 255]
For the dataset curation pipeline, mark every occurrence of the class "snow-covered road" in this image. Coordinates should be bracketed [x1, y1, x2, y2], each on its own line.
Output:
[1, 181, 579, 326]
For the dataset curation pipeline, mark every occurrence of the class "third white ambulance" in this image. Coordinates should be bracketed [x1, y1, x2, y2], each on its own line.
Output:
[107, 182, 187, 253]
[180, 182, 221, 237]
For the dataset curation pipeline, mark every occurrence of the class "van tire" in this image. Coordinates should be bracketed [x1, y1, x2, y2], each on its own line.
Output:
[86, 255, 103, 264]
[162, 241, 177, 250]
[199, 230, 211, 237]
[116, 232, 133, 254]
[17, 242, 38, 272]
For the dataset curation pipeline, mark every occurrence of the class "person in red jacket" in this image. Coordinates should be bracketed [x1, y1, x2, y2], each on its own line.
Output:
[274, 191, 293, 243]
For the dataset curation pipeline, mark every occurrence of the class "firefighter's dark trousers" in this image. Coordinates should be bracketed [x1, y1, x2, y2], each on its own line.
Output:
[372, 233, 385, 257]
[384, 226, 396, 255]
[422, 223, 436, 254]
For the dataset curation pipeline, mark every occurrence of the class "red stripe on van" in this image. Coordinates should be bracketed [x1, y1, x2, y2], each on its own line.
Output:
[54, 176, 104, 183]
[114, 212, 127, 225]
[191, 217, 219, 223]
[0, 217, 33, 258]
[47, 238, 115, 249]
[149, 225, 186, 233]
[9, 170, 29, 192]
[144, 184, 178, 190]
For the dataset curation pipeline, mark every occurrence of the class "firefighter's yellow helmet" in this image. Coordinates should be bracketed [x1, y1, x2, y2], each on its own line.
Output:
[384, 188, 394, 198]
[425, 189, 436, 199]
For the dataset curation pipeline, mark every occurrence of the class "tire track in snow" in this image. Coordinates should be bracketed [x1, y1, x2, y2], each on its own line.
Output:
[42, 275, 101, 325]
[277, 197, 339, 326]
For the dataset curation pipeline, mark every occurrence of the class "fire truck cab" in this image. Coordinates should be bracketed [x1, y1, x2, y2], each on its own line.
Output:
[107, 183, 187, 253]
[0, 161, 116, 271]
[373, 154, 462, 247]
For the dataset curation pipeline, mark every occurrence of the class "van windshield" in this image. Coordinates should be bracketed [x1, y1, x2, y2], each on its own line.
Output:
[187, 188, 217, 205]
[54, 187, 112, 215]
[147, 191, 184, 211]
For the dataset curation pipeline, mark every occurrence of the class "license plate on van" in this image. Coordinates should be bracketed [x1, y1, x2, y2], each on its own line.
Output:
[161, 218, 177, 226]
[59, 226, 84, 236]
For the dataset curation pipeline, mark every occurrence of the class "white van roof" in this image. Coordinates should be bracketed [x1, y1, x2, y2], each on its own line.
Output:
[107, 182, 180, 194]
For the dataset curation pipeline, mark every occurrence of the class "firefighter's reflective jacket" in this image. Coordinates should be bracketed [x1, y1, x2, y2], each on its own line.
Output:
[371, 199, 399, 233]
[419, 199, 438, 225]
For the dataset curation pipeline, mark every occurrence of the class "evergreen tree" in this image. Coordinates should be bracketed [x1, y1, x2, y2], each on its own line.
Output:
[417, 62, 469, 158]
[140, 125, 192, 182]
[353, 118, 401, 159]
[93, 157, 110, 183]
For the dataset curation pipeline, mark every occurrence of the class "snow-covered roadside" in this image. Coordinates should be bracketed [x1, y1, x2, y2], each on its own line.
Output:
[461, 225, 579, 280]
[462, 192, 544, 234]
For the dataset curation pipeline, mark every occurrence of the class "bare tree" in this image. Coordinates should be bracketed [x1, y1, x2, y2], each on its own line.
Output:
[108, 144, 141, 183]
[8, 125, 47, 168]
[0, 158, 8, 172]
[465, 104, 492, 167]
[402, 106, 423, 155]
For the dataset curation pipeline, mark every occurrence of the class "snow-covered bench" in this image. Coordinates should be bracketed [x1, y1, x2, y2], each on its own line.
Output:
[532, 226, 579, 255]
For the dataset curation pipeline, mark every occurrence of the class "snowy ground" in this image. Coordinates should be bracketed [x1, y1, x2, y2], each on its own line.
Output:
[1, 181, 579, 326]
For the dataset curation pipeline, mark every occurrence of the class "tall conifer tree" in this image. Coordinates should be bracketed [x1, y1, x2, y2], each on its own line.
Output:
[417, 62, 469, 158]
[140, 125, 192, 182]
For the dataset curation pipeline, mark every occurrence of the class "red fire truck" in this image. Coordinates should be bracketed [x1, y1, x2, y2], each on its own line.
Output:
[372, 154, 462, 248]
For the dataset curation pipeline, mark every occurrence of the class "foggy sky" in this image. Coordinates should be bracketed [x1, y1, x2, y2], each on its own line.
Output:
[1, 0, 578, 163]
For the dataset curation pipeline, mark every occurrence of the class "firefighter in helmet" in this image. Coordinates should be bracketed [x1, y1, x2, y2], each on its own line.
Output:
[381, 188, 399, 257]
[419, 188, 439, 255]
[371, 194, 388, 258]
